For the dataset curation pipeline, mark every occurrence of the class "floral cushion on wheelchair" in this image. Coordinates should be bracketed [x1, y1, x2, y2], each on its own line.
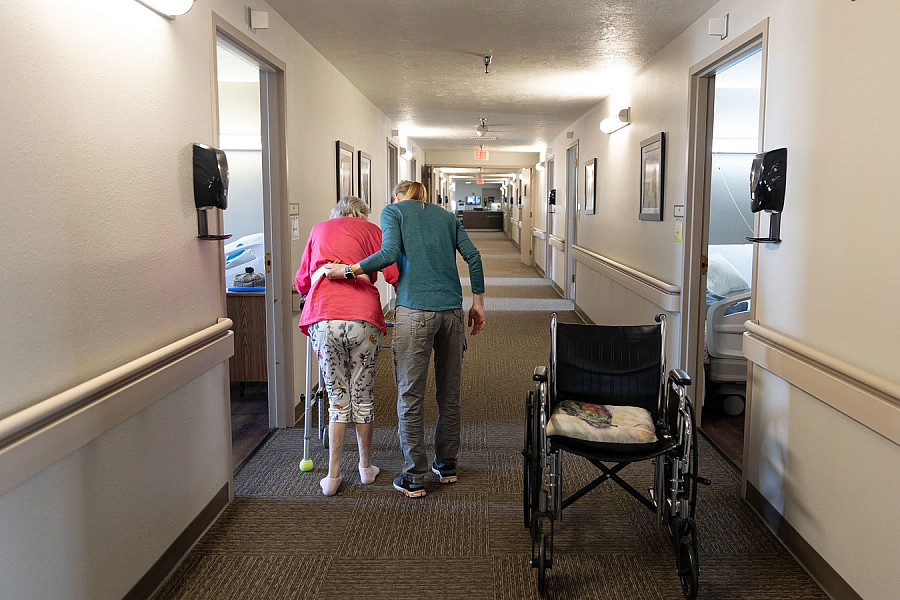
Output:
[546, 401, 656, 447]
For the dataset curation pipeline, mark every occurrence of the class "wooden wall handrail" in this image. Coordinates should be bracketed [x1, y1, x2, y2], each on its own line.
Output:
[571, 244, 681, 312]
[744, 321, 900, 447]
[0, 319, 234, 497]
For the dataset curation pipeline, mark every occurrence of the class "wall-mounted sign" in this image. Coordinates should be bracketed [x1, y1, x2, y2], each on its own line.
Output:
[475, 149, 489, 161]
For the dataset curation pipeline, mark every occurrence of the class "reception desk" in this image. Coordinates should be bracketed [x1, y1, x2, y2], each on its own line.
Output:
[461, 210, 503, 231]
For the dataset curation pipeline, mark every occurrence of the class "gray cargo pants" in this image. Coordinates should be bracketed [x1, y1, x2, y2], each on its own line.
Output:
[392, 306, 465, 483]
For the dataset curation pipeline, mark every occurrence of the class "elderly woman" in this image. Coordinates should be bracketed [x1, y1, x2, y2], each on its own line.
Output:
[296, 196, 398, 496]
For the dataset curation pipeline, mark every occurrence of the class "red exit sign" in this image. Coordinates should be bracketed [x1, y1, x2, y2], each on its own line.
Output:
[475, 149, 489, 161]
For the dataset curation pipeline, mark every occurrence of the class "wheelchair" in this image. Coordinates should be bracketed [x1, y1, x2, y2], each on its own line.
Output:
[523, 313, 710, 597]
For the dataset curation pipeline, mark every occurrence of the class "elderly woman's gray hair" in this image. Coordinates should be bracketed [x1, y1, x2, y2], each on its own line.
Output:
[330, 196, 370, 219]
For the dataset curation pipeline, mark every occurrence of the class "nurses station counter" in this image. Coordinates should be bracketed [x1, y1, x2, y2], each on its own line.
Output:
[461, 210, 503, 231]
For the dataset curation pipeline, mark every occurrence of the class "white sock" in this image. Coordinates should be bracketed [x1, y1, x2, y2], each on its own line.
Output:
[359, 464, 380, 485]
[320, 475, 342, 496]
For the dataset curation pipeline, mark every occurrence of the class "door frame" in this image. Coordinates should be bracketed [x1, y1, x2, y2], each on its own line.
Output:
[565, 141, 579, 300]
[211, 15, 294, 443]
[545, 156, 555, 277]
[386, 139, 399, 205]
[680, 19, 768, 476]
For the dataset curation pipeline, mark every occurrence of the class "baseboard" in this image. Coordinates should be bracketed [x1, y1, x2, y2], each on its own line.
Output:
[534, 264, 545, 277]
[125, 482, 230, 600]
[745, 482, 861, 600]
[573, 302, 592, 324]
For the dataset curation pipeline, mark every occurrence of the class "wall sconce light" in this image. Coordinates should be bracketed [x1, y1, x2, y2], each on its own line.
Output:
[600, 107, 631, 134]
[134, 0, 194, 18]
[399, 147, 409, 159]
[535, 161, 545, 172]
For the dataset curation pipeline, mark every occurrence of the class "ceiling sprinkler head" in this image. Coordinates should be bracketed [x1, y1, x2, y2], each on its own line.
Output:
[483, 55, 492, 74]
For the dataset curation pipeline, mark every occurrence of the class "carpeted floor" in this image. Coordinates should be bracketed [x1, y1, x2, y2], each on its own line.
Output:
[154, 232, 827, 600]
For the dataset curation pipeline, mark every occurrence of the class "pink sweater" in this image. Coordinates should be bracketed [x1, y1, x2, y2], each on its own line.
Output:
[295, 217, 398, 335]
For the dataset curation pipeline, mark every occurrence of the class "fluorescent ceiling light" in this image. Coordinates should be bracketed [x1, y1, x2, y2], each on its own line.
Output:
[134, 0, 194, 18]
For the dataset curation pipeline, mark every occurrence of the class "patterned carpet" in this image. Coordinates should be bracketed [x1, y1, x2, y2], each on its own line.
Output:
[154, 233, 827, 600]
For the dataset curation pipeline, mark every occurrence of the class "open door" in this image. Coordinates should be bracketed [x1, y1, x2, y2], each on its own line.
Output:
[213, 23, 293, 474]
[681, 22, 768, 474]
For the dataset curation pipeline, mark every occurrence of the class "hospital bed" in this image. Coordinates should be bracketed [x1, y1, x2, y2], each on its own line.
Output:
[704, 244, 752, 415]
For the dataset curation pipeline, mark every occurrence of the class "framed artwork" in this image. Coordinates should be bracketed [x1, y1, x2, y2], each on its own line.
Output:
[584, 157, 597, 215]
[336, 141, 354, 200]
[639, 133, 665, 221]
[357, 150, 372, 208]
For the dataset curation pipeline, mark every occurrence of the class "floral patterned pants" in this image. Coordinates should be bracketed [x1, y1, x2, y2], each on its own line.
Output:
[309, 320, 384, 424]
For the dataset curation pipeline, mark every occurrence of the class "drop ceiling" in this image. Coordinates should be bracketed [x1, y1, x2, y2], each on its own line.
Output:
[265, 0, 720, 152]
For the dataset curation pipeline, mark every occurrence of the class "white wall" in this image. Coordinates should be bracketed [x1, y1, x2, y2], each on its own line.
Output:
[0, 0, 404, 597]
[545, 1, 900, 597]
[219, 81, 265, 243]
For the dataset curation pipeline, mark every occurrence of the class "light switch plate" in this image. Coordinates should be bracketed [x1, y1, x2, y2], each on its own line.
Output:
[289, 203, 300, 216]
[673, 205, 685, 218]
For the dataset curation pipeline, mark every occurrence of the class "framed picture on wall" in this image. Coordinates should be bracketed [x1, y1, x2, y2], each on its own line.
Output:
[584, 157, 597, 215]
[639, 133, 665, 221]
[336, 141, 354, 200]
[358, 150, 372, 209]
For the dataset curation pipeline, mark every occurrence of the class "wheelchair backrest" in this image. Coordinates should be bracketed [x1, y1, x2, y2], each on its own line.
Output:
[553, 322, 663, 420]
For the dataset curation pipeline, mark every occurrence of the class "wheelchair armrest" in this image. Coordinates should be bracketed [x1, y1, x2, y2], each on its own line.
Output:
[533, 366, 548, 382]
[668, 369, 692, 387]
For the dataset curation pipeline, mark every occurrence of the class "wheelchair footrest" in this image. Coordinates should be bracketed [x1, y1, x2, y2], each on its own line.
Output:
[685, 473, 712, 486]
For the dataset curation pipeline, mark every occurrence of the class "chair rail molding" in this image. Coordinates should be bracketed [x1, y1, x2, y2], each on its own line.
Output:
[548, 234, 565, 251]
[744, 321, 900, 447]
[571, 244, 681, 312]
[0, 318, 235, 497]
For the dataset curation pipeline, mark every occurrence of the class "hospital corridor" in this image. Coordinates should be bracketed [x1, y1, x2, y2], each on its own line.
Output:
[2, 1, 899, 599]
[150, 233, 826, 599]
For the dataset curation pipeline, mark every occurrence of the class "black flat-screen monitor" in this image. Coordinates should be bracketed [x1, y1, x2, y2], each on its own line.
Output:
[465, 195, 480, 205]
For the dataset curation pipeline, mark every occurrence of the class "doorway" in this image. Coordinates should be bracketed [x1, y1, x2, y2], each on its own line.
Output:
[681, 22, 768, 473]
[387, 140, 399, 202]
[214, 25, 292, 472]
[565, 142, 578, 299]
[545, 157, 555, 276]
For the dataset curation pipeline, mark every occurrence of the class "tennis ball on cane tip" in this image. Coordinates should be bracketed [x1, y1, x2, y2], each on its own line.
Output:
[299, 458, 314, 472]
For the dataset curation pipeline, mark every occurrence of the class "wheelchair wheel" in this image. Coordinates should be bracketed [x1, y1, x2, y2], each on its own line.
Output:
[537, 532, 548, 594]
[523, 390, 534, 528]
[677, 520, 699, 599]
[529, 388, 543, 528]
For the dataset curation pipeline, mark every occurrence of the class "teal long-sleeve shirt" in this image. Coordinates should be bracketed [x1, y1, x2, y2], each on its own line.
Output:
[358, 200, 485, 311]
